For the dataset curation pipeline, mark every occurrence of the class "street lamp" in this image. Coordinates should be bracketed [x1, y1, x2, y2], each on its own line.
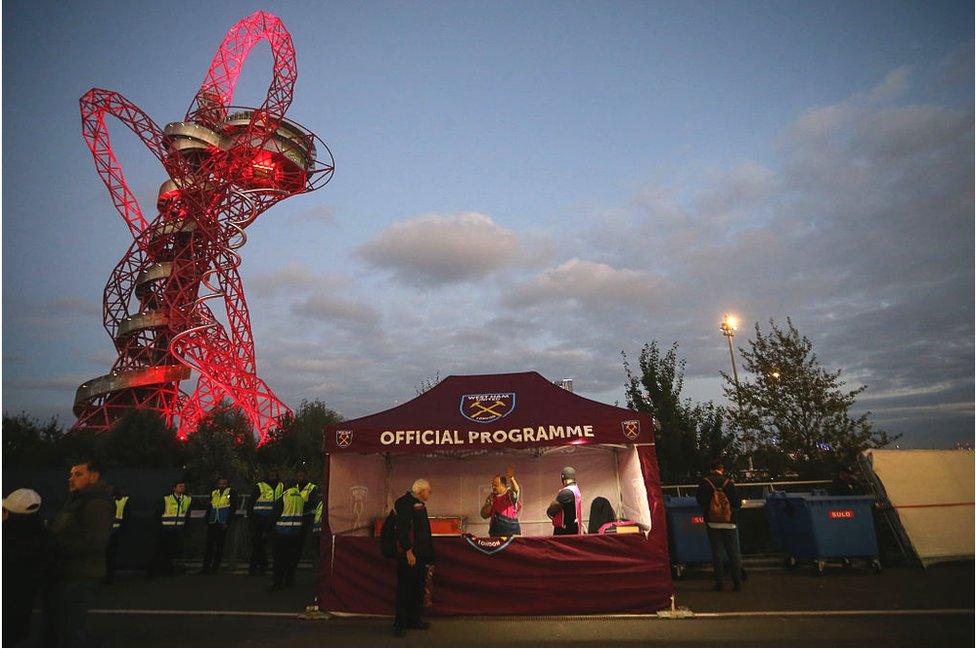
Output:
[720, 313, 753, 473]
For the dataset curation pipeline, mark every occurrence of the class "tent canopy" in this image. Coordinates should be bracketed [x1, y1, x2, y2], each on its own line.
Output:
[324, 371, 654, 454]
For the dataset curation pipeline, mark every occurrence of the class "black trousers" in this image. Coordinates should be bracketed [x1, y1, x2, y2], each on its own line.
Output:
[150, 529, 181, 576]
[271, 532, 300, 586]
[105, 531, 121, 580]
[249, 516, 273, 573]
[394, 557, 427, 628]
[296, 516, 311, 559]
[203, 524, 229, 572]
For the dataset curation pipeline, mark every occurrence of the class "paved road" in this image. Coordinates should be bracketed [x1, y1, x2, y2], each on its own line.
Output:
[32, 561, 976, 647]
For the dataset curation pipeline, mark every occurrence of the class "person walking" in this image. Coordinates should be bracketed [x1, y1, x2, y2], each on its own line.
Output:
[393, 478, 435, 638]
[3, 488, 56, 647]
[248, 470, 282, 576]
[103, 486, 129, 585]
[199, 476, 234, 575]
[696, 459, 743, 592]
[149, 480, 190, 577]
[44, 459, 114, 647]
[267, 477, 306, 591]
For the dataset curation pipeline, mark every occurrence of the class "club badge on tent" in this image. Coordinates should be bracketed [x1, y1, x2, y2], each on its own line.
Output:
[460, 393, 516, 423]
[463, 534, 516, 555]
[622, 420, 640, 440]
[336, 430, 353, 448]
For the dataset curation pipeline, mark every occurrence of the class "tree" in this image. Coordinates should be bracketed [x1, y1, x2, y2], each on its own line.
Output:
[724, 318, 898, 475]
[623, 341, 736, 483]
[2, 413, 75, 468]
[415, 372, 440, 396]
[96, 409, 185, 468]
[184, 403, 256, 489]
[257, 399, 343, 478]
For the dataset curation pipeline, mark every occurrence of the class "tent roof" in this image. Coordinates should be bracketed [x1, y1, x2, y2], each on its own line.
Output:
[325, 371, 654, 454]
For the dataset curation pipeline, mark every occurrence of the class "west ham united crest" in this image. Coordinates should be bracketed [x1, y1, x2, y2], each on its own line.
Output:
[336, 430, 353, 448]
[622, 420, 640, 440]
[460, 393, 516, 423]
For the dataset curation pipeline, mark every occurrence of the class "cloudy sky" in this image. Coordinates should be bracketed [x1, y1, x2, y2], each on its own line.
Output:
[3, 1, 972, 447]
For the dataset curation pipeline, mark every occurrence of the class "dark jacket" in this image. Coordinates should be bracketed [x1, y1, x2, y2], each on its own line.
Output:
[394, 491, 434, 561]
[696, 471, 740, 525]
[3, 514, 58, 645]
[50, 481, 114, 581]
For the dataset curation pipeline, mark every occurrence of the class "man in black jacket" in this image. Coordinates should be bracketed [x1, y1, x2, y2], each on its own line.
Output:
[44, 459, 114, 646]
[393, 478, 434, 638]
[696, 459, 743, 591]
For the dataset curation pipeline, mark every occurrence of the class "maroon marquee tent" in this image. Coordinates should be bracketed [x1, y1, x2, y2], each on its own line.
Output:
[317, 371, 674, 615]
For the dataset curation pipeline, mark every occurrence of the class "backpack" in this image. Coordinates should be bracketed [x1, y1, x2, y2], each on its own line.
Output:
[705, 477, 732, 523]
[379, 509, 398, 559]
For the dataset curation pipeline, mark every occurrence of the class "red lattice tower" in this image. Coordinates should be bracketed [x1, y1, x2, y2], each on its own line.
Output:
[71, 12, 333, 443]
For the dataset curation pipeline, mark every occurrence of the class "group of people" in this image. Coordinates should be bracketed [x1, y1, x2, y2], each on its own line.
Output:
[2, 461, 325, 646]
[390, 464, 587, 638]
[3, 459, 113, 646]
[477, 465, 587, 538]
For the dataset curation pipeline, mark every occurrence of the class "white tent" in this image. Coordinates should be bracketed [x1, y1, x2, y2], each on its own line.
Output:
[862, 449, 974, 566]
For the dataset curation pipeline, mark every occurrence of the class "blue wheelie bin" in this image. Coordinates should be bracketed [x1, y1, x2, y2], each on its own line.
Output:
[767, 492, 880, 575]
[664, 496, 712, 578]
[764, 491, 789, 552]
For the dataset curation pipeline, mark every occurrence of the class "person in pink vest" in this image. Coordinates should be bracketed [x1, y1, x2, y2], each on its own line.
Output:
[546, 466, 583, 535]
[480, 466, 522, 536]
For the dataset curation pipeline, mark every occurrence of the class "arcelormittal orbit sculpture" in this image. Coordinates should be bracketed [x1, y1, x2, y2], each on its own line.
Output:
[72, 12, 333, 443]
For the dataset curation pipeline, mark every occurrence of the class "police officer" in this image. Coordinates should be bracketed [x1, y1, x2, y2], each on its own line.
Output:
[295, 468, 318, 559]
[267, 476, 306, 591]
[199, 476, 234, 575]
[150, 480, 190, 577]
[248, 470, 282, 576]
[103, 486, 129, 585]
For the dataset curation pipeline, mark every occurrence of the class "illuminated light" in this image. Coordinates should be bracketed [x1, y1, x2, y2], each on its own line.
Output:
[691, 515, 704, 525]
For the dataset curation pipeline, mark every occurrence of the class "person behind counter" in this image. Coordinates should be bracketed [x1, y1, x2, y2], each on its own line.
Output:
[546, 466, 583, 535]
[480, 466, 521, 536]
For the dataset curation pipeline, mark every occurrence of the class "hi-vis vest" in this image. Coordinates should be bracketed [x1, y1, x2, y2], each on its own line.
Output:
[253, 482, 283, 517]
[161, 494, 190, 528]
[312, 501, 323, 534]
[113, 496, 129, 530]
[299, 482, 317, 513]
[274, 487, 306, 535]
[208, 488, 232, 525]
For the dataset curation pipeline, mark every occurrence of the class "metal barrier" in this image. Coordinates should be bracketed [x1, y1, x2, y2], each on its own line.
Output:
[662, 479, 832, 506]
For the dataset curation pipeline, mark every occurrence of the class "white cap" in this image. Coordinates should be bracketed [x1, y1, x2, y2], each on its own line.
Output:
[3, 488, 42, 514]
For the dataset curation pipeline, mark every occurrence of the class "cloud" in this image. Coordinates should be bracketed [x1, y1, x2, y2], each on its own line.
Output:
[3, 375, 90, 391]
[247, 263, 345, 298]
[48, 298, 102, 316]
[357, 212, 520, 286]
[506, 258, 667, 310]
[290, 291, 381, 330]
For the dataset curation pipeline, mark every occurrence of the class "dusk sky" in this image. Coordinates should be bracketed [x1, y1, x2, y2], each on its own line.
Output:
[3, 1, 973, 448]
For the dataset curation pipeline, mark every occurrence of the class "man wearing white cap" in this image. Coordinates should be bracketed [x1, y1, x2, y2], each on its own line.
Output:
[3, 488, 55, 646]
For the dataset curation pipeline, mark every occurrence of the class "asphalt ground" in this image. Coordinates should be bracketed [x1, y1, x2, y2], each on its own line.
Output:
[25, 560, 976, 647]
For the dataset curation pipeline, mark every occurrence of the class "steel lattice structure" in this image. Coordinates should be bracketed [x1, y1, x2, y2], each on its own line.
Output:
[71, 11, 333, 444]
